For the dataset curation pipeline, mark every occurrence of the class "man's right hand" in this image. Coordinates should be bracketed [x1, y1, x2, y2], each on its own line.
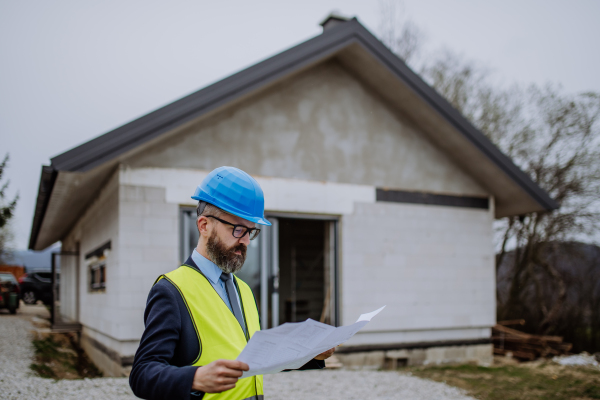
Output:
[192, 359, 250, 393]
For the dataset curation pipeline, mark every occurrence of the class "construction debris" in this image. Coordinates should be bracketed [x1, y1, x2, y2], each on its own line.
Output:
[492, 322, 572, 361]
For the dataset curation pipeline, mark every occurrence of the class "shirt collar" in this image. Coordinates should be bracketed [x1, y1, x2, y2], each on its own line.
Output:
[191, 249, 222, 284]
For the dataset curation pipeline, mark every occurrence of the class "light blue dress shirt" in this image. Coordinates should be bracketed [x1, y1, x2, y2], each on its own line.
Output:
[191, 249, 241, 313]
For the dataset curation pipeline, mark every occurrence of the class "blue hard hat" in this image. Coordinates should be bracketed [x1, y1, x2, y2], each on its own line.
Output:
[192, 166, 271, 226]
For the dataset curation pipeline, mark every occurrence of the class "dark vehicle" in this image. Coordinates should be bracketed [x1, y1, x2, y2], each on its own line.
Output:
[0, 273, 20, 314]
[18, 271, 54, 305]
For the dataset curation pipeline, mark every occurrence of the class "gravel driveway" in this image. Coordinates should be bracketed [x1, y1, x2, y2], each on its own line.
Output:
[0, 306, 475, 400]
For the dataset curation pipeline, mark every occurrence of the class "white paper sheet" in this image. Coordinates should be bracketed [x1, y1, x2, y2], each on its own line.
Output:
[236, 306, 385, 377]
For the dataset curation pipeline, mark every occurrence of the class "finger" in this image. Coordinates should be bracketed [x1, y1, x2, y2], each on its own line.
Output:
[220, 368, 244, 378]
[220, 360, 249, 371]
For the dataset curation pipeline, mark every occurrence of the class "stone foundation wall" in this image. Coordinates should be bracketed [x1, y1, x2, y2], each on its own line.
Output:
[336, 343, 493, 369]
[80, 332, 133, 377]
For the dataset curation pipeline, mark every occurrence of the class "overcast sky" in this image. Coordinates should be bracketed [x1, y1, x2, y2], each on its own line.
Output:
[1, 0, 599, 250]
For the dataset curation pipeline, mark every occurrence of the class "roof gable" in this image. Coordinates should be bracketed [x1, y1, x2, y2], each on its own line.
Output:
[124, 59, 489, 198]
[30, 18, 558, 249]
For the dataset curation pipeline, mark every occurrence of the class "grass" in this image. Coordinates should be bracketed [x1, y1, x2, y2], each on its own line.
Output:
[30, 335, 102, 380]
[403, 361, 600, 400]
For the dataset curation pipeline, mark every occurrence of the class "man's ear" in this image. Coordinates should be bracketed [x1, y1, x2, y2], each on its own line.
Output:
[197, 216, 209, 237]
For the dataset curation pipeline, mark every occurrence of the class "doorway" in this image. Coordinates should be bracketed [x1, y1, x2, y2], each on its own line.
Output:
[278, 218, 325, 324]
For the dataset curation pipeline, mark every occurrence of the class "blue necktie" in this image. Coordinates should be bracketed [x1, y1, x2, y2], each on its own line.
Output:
[220, 272, 246, 335]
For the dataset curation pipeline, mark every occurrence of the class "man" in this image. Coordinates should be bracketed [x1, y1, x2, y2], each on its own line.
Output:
[130, 166, 334, 400]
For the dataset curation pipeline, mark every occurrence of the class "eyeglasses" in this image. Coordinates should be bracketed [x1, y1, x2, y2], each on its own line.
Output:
[205, 215, 261, 240]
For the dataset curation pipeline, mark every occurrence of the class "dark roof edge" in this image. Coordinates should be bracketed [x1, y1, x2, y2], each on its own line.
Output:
[28, 166, 57, 250]
[346, 23, 559, 212]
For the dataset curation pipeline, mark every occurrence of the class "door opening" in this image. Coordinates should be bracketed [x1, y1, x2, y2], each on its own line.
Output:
[278, 218, 326, 324]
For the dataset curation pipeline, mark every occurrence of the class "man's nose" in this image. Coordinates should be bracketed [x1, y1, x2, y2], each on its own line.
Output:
[239, 233, 251, 246]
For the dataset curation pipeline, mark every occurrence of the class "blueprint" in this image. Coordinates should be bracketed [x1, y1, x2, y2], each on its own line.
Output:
[236, 306, 385, 378]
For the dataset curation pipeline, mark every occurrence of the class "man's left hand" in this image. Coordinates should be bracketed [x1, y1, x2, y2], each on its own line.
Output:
[314, 347, 335, 360]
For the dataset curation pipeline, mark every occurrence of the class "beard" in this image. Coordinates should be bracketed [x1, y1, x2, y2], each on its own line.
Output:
[206, 230, 247, 274]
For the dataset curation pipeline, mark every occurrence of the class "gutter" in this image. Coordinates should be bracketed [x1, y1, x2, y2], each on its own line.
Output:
[28, 166, 57, 250]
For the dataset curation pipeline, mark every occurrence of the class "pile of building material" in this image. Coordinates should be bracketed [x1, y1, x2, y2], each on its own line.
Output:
[492, 320, 572, 361]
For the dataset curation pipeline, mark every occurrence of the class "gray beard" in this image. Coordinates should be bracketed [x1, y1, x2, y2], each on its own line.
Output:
[206, 230, 247, 274]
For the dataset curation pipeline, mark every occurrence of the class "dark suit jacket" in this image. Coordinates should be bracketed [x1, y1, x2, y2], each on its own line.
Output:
[129, 257, 324, 400]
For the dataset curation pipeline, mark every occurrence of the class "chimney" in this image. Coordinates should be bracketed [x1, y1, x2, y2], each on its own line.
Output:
[319, 13, 349, 32]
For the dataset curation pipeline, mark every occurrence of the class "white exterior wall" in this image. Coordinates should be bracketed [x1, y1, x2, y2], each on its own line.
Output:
[62, 166, 495, 373]
[341, 201, 496, 346]
[115, 183, 179, 352]
[61, 171, 121, 358]
[75, 173, 120, 347]
[63, 171, 181, 370]
[120, 167, 496, 347]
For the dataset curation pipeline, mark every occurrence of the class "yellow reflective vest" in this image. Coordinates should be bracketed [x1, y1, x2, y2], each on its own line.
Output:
[156, 264, 263, 400]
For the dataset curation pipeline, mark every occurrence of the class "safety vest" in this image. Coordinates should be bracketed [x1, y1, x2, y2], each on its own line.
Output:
[157, 264, 264, 400]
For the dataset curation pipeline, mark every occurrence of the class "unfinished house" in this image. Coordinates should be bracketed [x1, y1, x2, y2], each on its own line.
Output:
[29, 16, 557, 376]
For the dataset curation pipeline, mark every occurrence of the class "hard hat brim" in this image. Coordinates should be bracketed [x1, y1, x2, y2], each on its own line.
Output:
[192, 194, 272, 226]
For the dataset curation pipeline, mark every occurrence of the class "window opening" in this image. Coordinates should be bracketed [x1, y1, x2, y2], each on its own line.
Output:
[85, 241, 110, 293]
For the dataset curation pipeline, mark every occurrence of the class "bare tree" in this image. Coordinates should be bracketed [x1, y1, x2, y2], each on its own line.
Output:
[423, 52, 600, 334]
[378, 0, 423, 67]
[379, 11, 600, 337]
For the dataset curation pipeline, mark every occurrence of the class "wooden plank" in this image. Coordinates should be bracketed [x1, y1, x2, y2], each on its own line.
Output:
[497, 319, 526, 326]
[492, 325, 563, 343]
[493, 347, 537, 360]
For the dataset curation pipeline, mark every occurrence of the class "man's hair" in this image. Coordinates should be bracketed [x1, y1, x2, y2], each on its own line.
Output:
[196, 201, 223, 219]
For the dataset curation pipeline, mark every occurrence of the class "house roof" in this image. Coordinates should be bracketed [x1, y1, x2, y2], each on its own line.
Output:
[29, 17, 559, 250]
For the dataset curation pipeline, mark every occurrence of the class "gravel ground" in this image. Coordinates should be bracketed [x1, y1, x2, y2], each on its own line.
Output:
[0, 308, 136, 400]
[264, 370, 475, 400]
[1, 306, 475, 400]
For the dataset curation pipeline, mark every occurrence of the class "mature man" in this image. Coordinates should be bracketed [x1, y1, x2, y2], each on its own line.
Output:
[130, 166, 334, 400]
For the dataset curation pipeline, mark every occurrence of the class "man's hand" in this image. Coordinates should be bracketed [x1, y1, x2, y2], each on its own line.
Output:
[192, 359, 249, 393]
[314, 347, 335, 361]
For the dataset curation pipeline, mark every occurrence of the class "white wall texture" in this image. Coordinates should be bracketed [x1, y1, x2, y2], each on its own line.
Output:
[63, 171, 181, 362]
[340, 201, 496, 346]
[62, 171, 121, 355]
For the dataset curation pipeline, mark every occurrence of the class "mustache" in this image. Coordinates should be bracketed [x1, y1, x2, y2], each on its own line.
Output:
[232, 243, 247, 257]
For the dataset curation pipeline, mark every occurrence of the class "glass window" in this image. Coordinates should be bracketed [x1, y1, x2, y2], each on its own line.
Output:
[89, 260, 106, 292]
[86, 243, 110, 293]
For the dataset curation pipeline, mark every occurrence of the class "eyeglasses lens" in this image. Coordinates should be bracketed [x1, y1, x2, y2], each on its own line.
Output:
[231, 225, 261, 240]
[233, 227, 245, 237]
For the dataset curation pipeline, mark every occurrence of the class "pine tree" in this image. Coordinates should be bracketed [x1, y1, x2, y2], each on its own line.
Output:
[0, 154, 18, 262]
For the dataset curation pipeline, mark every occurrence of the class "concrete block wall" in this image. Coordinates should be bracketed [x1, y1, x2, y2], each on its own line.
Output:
[336, 344, 494, 369]
[62, 171, 180, 376]
[63, 171, 120, 341]
[341, 201, 496, 346]
[117, 183, 179, 346]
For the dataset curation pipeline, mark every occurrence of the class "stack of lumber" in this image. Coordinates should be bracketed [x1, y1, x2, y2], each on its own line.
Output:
[492, 320, 573, 361]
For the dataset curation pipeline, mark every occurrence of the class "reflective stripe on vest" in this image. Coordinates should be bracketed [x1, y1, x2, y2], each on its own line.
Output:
[157, 265, 264, 400]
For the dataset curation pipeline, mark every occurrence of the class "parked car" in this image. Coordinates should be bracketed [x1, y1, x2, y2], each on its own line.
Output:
[0, 273, 20, 314]
[18, 270, 54, 305]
